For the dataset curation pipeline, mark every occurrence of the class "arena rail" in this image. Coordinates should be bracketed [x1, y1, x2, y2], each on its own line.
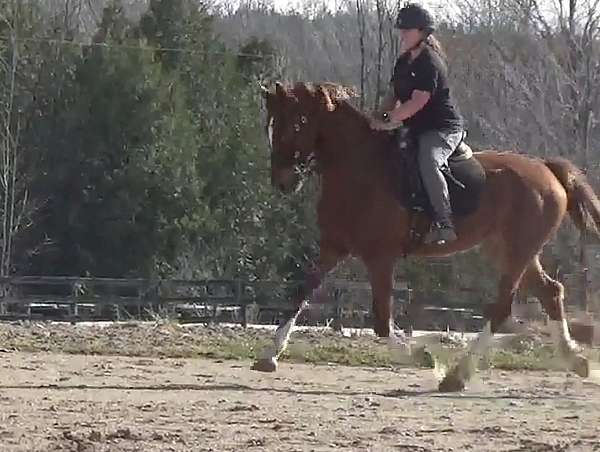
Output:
[0, 276, 487, 333]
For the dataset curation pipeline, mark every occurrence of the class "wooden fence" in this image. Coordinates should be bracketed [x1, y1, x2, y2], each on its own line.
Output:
[0, 276, 251, 324]
[0, 276, 485, 332]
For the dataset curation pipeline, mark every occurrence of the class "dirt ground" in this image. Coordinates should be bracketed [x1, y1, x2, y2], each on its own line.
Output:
[1, 351, 600, 452]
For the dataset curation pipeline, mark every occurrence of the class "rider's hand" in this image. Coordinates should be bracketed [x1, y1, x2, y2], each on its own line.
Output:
[369, 116, 396, 131]
[369, 118, 387, 130]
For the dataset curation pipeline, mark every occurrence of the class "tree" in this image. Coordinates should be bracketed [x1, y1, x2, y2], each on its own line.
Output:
[237, 36, 279, 82]
[16, 1, 199, 277]
[0, 4, 20, 278]
[0, 1, 53, 277]
[356, 0, 368, 109]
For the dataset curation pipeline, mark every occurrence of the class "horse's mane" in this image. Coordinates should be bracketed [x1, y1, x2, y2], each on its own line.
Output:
[287, 82, 393, 182]
[286, 81, 371, 126]
[332, 96, 372, 126]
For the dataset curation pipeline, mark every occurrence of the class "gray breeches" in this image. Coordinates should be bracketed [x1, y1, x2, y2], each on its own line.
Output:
[417, 129, 464, 223]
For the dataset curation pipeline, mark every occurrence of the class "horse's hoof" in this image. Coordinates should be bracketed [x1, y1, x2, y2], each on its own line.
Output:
[251, 358, 278, 372]
[438, 374, 465, 392]
[572, 354, 590, 378]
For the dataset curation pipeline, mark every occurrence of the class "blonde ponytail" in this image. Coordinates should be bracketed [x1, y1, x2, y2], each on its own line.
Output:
[426, 34, 447, 62]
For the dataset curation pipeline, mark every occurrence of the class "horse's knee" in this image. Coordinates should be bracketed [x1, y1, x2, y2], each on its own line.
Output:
[292, 264, 323, 302]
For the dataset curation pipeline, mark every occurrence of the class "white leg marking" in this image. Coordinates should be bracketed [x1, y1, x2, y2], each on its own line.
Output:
[454, 321, 493, 376]
[260, 300, 309, 361]
[387, 331, 413, 364]
[548, 319, 595, 379]
[440, 322, 494, 388]
[550, 319, 580, 355]
[468, 321, 493, 356]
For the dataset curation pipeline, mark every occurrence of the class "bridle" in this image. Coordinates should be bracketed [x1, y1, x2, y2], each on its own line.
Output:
[268, 112, 317, 175]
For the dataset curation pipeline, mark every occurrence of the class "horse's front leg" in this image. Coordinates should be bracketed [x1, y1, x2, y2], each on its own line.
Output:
[366, 257, 396, 338]
[252, 245, 347, 372]
[365, 257, 413, 363]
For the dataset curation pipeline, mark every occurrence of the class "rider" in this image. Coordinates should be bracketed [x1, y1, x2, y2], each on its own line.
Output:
[371, 3, 464, 245]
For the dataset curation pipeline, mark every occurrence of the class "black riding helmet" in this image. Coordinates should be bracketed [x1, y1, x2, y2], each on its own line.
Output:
[395, 3, 435, 34]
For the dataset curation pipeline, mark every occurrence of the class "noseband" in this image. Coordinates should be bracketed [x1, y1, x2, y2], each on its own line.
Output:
[269, 113, 317, 174]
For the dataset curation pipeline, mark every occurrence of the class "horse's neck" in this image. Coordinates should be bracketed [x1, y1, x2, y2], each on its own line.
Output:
[317, 106, 388, 192]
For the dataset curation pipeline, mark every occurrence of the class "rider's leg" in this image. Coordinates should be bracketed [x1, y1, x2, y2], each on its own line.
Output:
[417, 129, 464, 244]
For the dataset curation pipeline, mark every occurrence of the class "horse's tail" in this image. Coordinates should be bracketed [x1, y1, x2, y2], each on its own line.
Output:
[545, 157, 600, 239]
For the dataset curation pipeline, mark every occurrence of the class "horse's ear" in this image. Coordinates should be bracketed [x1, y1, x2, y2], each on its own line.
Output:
[317, 85, 336, 112]
[275, 81, 286, 97]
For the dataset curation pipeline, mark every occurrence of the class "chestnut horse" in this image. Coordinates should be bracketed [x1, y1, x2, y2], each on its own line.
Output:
[252, 81, 600, 391]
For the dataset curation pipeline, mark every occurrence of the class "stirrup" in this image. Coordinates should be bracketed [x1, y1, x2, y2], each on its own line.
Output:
[424, 222, 457, 245]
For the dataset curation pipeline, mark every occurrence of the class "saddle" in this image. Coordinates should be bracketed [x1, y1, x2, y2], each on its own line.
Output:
[388, 127, 486, 219]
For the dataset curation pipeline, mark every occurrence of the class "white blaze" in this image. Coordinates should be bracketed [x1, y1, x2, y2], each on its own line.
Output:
[267, 117, 274, 149]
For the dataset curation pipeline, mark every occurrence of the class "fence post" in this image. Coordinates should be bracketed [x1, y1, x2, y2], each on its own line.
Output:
[137, 285, 143, 319]
[111, 285, 121, 321]
[0, 279, 7, 316]
[235, 280, 248, 328]
[332, 288, 343, 332]
[406, 287, 413, 337]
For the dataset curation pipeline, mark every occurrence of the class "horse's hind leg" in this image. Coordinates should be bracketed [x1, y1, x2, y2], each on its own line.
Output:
[438, 235, 531, 391]
[521, 256, 590, 378]
[252, 243, 347, 372]
[439, 266, 526, 391]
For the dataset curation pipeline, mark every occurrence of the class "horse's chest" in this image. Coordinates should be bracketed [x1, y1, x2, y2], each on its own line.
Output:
[317, 197, 354, 233]
[317, 191, 375, 238]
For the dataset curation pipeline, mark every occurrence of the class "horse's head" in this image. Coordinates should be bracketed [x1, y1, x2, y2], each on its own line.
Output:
[261, 81, 355, 193]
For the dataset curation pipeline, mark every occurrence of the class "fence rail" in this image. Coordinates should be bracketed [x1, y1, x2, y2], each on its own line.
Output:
[0, 276, 486, 332]
[0, 276, 247, 324]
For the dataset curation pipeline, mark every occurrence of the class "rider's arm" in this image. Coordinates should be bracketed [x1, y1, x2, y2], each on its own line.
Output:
[379, 85, 399, 112]
[384, 56, 437, 126]
[387, 90, 430, 123]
